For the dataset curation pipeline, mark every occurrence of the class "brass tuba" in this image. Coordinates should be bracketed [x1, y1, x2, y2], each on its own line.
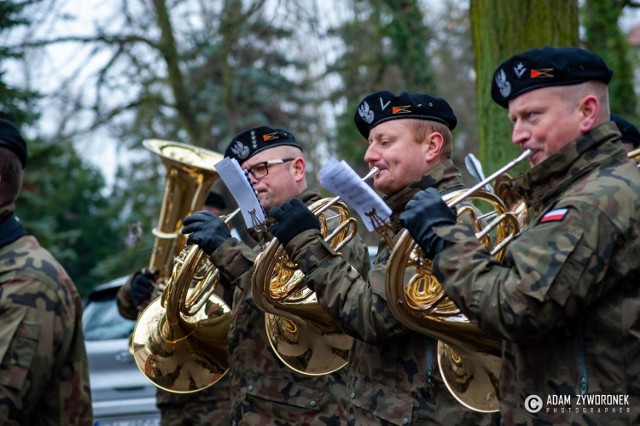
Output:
[385, 150, 531, 413]
[143, 139, 223, 282]
[130, 139, 231, 393]
[251, 168, 379, 376]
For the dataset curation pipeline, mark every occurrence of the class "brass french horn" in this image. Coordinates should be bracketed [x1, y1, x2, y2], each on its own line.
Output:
[385, 150, 531, 413]
[130, 139, 232, 393]
[629, 147, 640, 166]
[251, 168, 379, 376]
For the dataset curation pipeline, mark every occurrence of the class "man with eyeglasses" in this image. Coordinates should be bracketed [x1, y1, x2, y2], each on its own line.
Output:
[181, 125, 370, 425]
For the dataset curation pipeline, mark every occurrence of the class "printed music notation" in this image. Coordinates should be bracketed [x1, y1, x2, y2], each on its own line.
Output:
[318, 158, 391, 231]
[214, 157, 266, 229]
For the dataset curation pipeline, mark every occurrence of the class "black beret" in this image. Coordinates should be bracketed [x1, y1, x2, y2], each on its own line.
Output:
[611, 114, 640, 149]
[491, 46, 613, 108]
[204, 192, 227, 210]
[354, 91, 457, 139]
[0, 119, 27, 168]
[224, 126, 302, 165]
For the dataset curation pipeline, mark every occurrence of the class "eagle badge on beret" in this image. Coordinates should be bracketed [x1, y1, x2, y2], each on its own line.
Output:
[230, 141, 250, 160]
[358, 101, 375, 124]
[495, 69, 511, 99]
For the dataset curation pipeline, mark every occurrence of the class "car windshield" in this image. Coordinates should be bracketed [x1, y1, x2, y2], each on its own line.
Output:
[83, 298, 136, 341]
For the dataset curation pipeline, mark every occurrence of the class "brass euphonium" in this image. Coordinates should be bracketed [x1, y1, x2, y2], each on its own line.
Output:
[130, 139, 232, 393]
[385, 150, 531, 413]
[251, 168, 379, 376]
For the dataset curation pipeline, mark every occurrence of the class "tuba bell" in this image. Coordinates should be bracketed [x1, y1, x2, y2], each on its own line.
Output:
[250, 168, 379, 376]
[130, 139, 232, 393]
[142, 139, 223, 283]
[385, 150, 531, 413]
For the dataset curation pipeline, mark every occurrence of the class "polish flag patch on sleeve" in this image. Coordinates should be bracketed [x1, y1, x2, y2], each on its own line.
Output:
[540, 208, 569, 223]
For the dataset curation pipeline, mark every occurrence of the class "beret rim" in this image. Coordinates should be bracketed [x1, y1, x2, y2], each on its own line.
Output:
[242, 142, 303, 163]
[358, 114, 453, 138]
[494, 78, 601, 108]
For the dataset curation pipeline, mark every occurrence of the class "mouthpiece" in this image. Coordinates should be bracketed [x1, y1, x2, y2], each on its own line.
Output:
[365, 167, 380, 180]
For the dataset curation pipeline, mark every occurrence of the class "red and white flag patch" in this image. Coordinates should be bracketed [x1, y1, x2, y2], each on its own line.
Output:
[540, 208, 569, 223]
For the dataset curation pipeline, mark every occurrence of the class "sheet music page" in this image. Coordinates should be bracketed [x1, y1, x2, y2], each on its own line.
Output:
[318, 158, 391, 231]
[214, 157, 266, 229]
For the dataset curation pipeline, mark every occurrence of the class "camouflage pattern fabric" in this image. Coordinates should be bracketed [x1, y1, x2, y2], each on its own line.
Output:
[160, 398, 230, 425]
[209, 189, 371, 425]
[116, 275, 232, 425]
[285, 160, 500, 425]
[0, 219, 93, 425]
[433, 122, 640, 425]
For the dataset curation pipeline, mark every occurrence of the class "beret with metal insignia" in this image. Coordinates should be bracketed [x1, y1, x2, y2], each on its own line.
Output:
[353, 90, 457, 139]
[491, 46, 613, 108]
[0, 118, 27, 169]
[611, 114, 640, 149]
[224, 125, 302, 165]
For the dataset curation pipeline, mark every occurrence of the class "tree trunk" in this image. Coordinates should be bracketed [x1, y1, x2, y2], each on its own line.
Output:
[470, 0, 578, 175]
[583, 0, 637, 117]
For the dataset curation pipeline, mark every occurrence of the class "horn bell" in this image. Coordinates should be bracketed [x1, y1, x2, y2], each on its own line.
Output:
[385, 188, 526, 413]
[251, 198, 358, 376]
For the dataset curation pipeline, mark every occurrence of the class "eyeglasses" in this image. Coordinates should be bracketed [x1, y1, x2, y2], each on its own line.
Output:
[245, 158, 295, 179]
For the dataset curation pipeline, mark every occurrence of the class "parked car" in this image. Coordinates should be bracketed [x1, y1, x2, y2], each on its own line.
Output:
[82, 276, 161, 425]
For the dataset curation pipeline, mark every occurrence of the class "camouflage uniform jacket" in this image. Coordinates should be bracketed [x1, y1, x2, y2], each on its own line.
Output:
[209, 189, 370, 426]
[0, 205, 93, 425]
[433, 122, 640, 425]
[286, 160, 499, 425]
[116, 272, 233, 423]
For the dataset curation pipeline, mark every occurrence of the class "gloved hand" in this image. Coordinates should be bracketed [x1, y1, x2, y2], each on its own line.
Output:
[269, 198, 321, 247]
[181, 210, 232, 255]
[399, 187, 456, 259]
[131, 269, 156, 307]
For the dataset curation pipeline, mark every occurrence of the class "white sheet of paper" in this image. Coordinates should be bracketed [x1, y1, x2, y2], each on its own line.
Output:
[214, 157, 265, 229]
[318, 158, 391, 231]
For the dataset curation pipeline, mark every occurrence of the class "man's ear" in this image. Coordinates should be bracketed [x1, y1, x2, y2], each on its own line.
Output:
[578, 95, 600, 133]
[424, 132, 444, 162]
[291, 157, 306, 182]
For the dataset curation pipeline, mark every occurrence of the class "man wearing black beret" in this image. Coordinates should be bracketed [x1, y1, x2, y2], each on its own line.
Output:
[401, 45, 640, 424]
[0, 118, 28, 169]
[0, 119, 93, 423]
[611, 113, 640, 153]
[264, 91, 499, 425]
[179, 125, 371, 424]
[116, 187, 239, 425]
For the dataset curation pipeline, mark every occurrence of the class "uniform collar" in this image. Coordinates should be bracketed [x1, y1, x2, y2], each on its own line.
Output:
[0, 206, 26, 247]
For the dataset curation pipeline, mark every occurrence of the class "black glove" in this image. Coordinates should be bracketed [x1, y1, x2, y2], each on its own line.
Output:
[181, 210, 232, 255]
[269, 198, 321, 247]
[131, 269, 156, 307]
[399, 187, 456, 259]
